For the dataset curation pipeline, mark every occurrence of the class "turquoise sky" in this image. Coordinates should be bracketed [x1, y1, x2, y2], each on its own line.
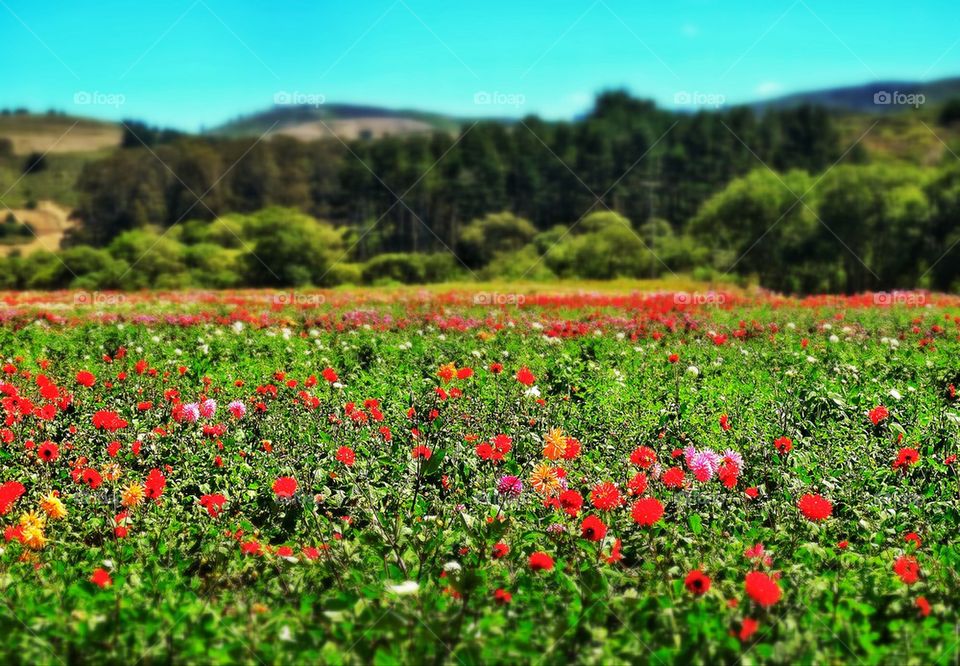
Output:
[2, 0, 958, 130]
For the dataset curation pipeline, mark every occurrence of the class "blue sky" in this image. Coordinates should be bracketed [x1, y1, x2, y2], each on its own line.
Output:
[2, 0, 958, 130]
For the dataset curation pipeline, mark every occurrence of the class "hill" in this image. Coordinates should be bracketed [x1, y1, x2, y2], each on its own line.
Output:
[754, 76, 960, 113]
[208, 103, 465, 140]
[0, 112, 122, 155]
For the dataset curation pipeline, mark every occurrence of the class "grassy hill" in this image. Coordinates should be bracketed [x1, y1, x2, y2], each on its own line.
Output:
[754, 76, 960, 113]
[209, 103, 465, 140]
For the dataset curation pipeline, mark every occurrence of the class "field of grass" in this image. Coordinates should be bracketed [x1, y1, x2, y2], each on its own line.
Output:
[0, 287, 958, 664]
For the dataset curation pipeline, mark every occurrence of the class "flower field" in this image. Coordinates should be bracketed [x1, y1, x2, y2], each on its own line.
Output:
[1, 288, 958, 664]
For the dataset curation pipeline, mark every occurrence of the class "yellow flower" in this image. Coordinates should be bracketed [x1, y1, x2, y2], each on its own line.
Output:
[19, 510, 46, 530]
[103, 463, 122, 482]
[529, 463, 561, 497]
[21, 524, 47, 550]
[543, 428, 567, 460]
[122, 483, 145, 508]
[39, 492, 67, 520]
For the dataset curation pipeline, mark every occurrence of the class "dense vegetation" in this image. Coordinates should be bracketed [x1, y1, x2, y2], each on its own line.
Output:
[0, 289, 957, 664]
[3, 93, 960, 291]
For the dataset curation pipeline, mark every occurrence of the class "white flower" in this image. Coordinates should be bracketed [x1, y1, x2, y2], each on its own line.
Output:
[103, 559, 114, 570]
[524, 385, 541, 398]
[889, 389, 902, 400]
[829, 335, 840, 343]
[686, 365, 700, 377]
[443, 561, 462, 573]
[387, 580, 420, 595]
[232, 321, 244, 333]
[279, 626, 293, 642]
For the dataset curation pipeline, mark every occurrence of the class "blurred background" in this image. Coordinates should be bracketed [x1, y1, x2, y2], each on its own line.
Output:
[1, 0, 959, 293]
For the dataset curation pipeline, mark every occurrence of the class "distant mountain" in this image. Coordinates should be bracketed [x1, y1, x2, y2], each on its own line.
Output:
[208, 103, 467, 141]
[752, 77, 960, 113]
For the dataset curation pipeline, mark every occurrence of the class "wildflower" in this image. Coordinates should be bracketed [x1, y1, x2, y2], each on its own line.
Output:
[529, 464, 562, 497]
[904, 532, 921, 548]
[492, 542, 509, 559]
[80, 468, 103, 489]
[182, 403, 200, 423]
[273, 477, 297, 498]
[228, 400, 246, 419]
[528, 551, 554, 571]
[557, 489, 583, 516]
[199, 493, 226, 517]
[631, 497, 664, 526]
[497, 475, 523, 497]
[893, 447, 920, 470]
[738, 618, 759, 642]
[774, 436, 793, 454]
[894, 556, 920, 585]
[38, 441, 59, 463]
[411, 446, 432, 460]
[200, 399, 217, 419]
[321, 367, 339, 383]
[684, 570, 711, 595]
[542, 428, 567, 460]
[630, 446, 657, 468]
[91, 568, 112, 588]
[580, 515, 607, 542]
[798, 494, 832, 521]
[916, 596, 931, 617]
[627, 472, 648, 496]
[605, 538, 623, 564]
[39, 492, 66, 520]
[336, 446, 356, 466]
[869, 405, 889, 426]
[744, 571, 782, 607]
[0, 481, 26, 515]
[589, 482, 623, 511]
[515, 366, 535, 386]
[75, 371, 96, 387]
[719, 414, 731, 431]
[662, 467, 685, 489]
[144, 469, 166, 500]
[493, 588, 512, 604]
[122, 483, 145, 508]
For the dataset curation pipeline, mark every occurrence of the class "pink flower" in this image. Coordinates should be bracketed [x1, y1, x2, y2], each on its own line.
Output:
[497, 475, 523, 497]
[200, 399, 217, 419]
[228, 400, 246, 419]
[182, 403, 200, 423]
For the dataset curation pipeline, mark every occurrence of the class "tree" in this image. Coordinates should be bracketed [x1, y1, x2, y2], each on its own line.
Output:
[456, 212, 536, 267]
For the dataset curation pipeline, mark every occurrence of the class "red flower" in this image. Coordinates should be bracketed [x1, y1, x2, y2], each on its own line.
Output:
[90, 568, 112, 588]
[869, 405, 889, 426]
[336, 446, 356, 466]
[916, 596, 931, 617]
[80, 468, 103, 489]
[528, 551, 554, 571]
[75, 371, 96, 387]
[631, 497, 664, 526]
[0, 481, 26, 515]
[774, 436, 793, 454]
[589, 482, 622, 511]
[744, 487, 759, 499]
[719, 414, 731, 431]
[92, 410, 128, 432]
[199, 493, 226, 517]
[605, 538, 623, 564]
[744, 571, 782, 607]
[515, 366, 536, 386]
[630, 446, 657, 468]
[321, 367, 339, 383]
[493, 588, 511, 605]
[798, 494, 832, 521]
[273, 476, 297, 498]
[667, 353, 679, 364]
[627, 472, 648, 496]
[558, 489, 583, 517]
[894, 556, 920, 585]
[580, 514, 607, 542]
[738, 618, 759, 642]
[904, 532, 921, 549]
[684, 570, 711, 595]
[893, 447, 920, 470]
[144, 468, 166, 499]
[38, 441, 59, 462]
[411, 445, 432, 460]
[492, 542, 509, 559]
[662, 467, 685, 489]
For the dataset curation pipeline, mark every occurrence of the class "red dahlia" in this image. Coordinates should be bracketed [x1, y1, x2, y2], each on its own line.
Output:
[589, 482, 623, 511]
[893, 556, 920, 585]
[528, 551, 554, 571]
[684, 569, 711, 595]
[744, 571, 782, 607]
[580, 514, 607, 542]
[272, 476, 297, 498]
[631, 497, 664, 526]
[798, 493, 832, 521]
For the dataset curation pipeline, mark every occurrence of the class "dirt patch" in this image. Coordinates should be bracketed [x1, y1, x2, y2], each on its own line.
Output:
[0, 200, 75, 256]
